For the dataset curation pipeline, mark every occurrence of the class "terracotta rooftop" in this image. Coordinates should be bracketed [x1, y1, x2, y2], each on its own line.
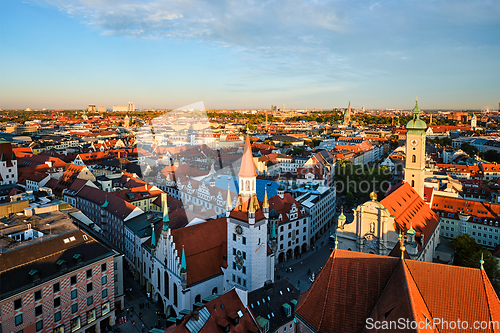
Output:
[295, 249, 500, 333]
[380, 182, 439, 250]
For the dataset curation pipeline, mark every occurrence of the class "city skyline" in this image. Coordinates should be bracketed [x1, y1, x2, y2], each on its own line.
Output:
[1, 0, 499, 110]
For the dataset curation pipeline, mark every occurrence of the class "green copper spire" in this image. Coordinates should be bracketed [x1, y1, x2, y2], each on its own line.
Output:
[181, 245, 187, 273]
[101, 195, 109, 208]
[406, 99, 427, 130]
[407, 224, 415, 236]
[151, 223, 156, 247]
[480, 252, 485, 270]
[271, 218, 276, 239]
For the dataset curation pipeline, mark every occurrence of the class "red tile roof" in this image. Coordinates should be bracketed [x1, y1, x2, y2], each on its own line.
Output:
[380, 182, 439, 250]
[173, 289, 259, 333]
[296, 249, 500, 333]
[171, 217, 228, 286]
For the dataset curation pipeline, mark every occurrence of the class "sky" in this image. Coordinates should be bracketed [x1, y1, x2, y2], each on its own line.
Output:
[0, 0, 499, 110]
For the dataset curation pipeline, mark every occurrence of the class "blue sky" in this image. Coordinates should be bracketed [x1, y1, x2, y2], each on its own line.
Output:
[1, 0, 499, 110]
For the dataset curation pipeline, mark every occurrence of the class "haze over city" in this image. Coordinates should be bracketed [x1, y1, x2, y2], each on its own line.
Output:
[1, 0, 499, 110]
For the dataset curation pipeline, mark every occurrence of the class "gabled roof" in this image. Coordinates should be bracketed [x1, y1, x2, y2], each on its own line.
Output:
[268, 193, 308, 224]
[296, 249, 500, 333]
[380, 182, 439, 250]
[173, 289, 259, 333]
[171, 217, 228, 286]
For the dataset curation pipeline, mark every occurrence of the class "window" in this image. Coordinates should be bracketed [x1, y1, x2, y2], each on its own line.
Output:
[87, 309, 96, 323]
[53, 325, 64, 333]
[242, 252, 246, 260]
[242, 237, 246, 245]
[87, 282, 93, 292]
[102, 288, 108, 299]
[242, 266, 246, 274]
[71, 289, 78, 300]
[15, 313, 23, 325]
[86, 269, 92, 278]
[71, 303, 78, 314]
[54, 297, 61, 308]
[87, 296, 93, 306]
[35, 304, 43, 316]
[101, 263, 107, 272]
[233, 234, 236, 241]
[102, 276, 107, 285]
[53, 282, 60, 293]
[71, 275, 77, 285]
[34, 290, 42, 301]
[36, 320, 43, 332]
[102, 301, 110, 315]
[54, 311, 62, 322]
[14, 298, 22, 310]
[71, 317, 81, 332]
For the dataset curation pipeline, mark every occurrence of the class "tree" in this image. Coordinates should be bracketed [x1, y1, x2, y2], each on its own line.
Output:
[451, 234, 500, 289]
[461, 143, 478, 157]
[345, 192, 356, 208]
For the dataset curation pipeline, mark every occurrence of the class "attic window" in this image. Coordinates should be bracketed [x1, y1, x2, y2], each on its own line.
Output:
[237, 310, 243, 318]
[83, 235, 88, 240]
[57, 260, 66, 266]
[73, 254, 81, 260]
[29, 269, 38, 276]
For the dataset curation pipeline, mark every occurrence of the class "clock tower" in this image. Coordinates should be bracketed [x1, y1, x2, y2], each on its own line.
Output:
[404, 100, 427, 199]
[225, 136, 274, 292]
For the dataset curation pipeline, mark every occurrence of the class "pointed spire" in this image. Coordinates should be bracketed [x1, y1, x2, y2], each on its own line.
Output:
[238, 136, 257, 178]
[181, 245, 187, 273]
[271, 217, 276, 239]
[226, 185, 232, 211]
[248, 197, 256, 214]
[480, 252, 485, 270]
[162, 194, 169, 231]
[101, 195, 109, 208]
[262, 186, 269, 209]
[151, 222, 156, 248]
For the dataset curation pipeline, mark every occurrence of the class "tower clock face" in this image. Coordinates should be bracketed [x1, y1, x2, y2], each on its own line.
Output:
[410, 139, 418, 146]
[235, 225, 243, 235]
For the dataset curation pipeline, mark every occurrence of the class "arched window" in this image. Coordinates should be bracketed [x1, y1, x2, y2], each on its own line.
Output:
[412, 155, 416, 163]
[195, 294, 201, 303]
[245, 180, 250, 191]
[212, 287, 218, 295]
[157, 269, 161, 292]
[173, 284, 178, 307]
[164, 272, 169, 299]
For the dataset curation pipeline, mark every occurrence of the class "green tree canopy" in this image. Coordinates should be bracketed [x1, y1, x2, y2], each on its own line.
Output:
[451, 234, 500, 289]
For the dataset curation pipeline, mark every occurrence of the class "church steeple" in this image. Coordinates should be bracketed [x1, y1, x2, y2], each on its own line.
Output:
[226, 185, 232, 217]
[161, 193, 169, 234]
[238, 136, 257, 197]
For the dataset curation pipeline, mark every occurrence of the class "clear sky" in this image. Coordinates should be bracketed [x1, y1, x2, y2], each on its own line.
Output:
[1, 0, 499, 110]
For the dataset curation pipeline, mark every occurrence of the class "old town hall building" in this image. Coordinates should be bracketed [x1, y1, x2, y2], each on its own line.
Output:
[137, 136, 274, 317]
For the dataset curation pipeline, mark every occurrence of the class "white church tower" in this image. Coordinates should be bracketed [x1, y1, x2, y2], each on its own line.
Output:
[225, 136, 274, 292]
[404, 100, 427, 199]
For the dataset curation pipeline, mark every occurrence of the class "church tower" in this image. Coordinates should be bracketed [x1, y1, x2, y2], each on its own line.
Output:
[471, 113, 477, 131]
[343, 101, 351, 126]
[225, 136, 273, 292]
[404, 100, 427, 199]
